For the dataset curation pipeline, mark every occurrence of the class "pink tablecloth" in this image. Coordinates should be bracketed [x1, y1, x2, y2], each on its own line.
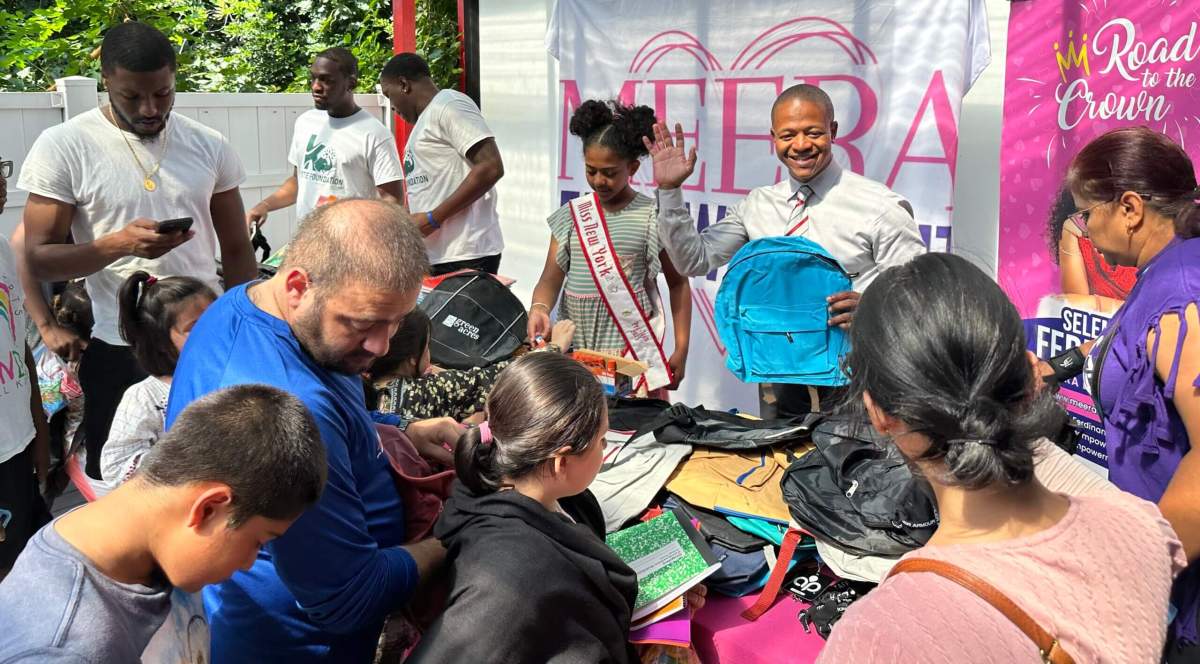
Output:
[693, 592, 825, 664]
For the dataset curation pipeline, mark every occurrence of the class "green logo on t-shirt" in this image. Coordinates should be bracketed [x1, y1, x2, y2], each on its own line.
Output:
[404, 149, 428, 187]
[304, 135, 336, 173]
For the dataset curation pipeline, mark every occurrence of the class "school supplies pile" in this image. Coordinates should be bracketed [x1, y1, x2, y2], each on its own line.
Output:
[588, 398, 948, 656]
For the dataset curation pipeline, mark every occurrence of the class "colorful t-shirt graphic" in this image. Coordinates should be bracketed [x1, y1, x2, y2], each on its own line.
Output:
[0, 235, 34, 464]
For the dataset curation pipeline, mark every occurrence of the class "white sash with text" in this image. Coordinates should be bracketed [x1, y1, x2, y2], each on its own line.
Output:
[569, 193, 672, 390]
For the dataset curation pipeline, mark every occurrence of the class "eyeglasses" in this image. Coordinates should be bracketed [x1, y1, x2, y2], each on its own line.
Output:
[1066, 200, 1111, 237]
[0, 160, 11, 179]
[1067, 192, 1162, 237]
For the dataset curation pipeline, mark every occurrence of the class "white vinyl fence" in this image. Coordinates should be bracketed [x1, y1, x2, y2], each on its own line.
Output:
[0, 76, 394, 253]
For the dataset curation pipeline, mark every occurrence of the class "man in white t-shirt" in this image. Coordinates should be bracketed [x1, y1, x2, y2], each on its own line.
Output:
[247, 48, 404, 229]
[380, 53, 506, 275]
[18, 22, 256, 481]
[0, 167, 51, 576]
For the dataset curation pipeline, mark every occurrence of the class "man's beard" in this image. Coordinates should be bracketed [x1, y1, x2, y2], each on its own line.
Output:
[111, 102, 170, 138]
[293, 304, 376, 375]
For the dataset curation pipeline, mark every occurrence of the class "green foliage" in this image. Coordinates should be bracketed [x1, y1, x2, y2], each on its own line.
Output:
[0, 0, 462, 93]
[415, 0, 462, 90]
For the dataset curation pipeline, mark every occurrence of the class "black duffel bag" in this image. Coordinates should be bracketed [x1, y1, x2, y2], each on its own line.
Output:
[781, 415, 938, 557]
[419, 271, 528, 370]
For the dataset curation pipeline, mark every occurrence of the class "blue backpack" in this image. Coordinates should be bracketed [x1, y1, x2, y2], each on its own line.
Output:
[715, 236, 851, 386]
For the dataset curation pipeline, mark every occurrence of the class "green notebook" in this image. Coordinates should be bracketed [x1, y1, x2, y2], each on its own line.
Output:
[606, 509, 723, 621]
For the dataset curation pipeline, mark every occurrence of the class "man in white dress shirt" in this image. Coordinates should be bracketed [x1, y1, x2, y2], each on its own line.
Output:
[647, 84, 924, 415]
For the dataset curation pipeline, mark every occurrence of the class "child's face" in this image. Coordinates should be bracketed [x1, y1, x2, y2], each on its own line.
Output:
[584, 145, 638, 205]
[169, 295, 214, 355]
[159, 488, 296, 592]
[560, 410, 609, 496]
[170, 514, 294, 592]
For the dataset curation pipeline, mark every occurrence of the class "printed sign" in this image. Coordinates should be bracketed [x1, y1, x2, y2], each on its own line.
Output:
[999, 1, 1200, 466]
[547, 0, 989, 411]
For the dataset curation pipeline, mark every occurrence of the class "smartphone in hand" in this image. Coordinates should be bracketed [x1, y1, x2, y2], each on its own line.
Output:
[156, 217, 194, 234]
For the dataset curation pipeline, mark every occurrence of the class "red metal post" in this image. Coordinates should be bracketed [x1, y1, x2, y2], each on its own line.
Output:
[392, 0, 417, 155]
[457, 0, 467, 92]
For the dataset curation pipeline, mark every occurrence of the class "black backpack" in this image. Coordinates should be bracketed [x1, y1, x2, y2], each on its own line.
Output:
[418, 271, 527, 370]
[781, 415, 938, 557]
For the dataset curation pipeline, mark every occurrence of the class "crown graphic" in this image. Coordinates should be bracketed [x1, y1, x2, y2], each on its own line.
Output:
[1054, 30, 1090, 83]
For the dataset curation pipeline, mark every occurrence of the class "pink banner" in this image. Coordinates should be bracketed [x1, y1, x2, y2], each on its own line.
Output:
[999, 0, 1200, 469]
[999, 0, 1200, 315]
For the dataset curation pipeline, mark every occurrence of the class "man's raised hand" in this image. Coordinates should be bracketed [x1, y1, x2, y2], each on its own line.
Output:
[642, 122, 698, 190]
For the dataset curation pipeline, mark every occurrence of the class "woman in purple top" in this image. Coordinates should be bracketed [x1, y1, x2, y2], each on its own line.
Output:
[1065, 126, 1200, 659]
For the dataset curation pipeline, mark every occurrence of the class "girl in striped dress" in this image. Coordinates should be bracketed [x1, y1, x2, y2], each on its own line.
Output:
[527, 100, 692, 390]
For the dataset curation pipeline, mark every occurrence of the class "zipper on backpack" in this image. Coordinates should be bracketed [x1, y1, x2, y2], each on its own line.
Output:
[726, 249, 850, 277]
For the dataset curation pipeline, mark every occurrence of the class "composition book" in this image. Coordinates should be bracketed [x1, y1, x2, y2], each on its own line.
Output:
[606, 509, 722, 622]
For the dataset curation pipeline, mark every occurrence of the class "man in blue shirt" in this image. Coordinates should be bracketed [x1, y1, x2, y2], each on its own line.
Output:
[167, 197, 458, 662]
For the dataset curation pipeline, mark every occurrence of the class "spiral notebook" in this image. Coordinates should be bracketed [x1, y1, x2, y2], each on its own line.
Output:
[606, 509, 722, 622]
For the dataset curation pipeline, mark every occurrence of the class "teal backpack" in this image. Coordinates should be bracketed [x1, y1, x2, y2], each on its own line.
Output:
[715, 236, 851, 386]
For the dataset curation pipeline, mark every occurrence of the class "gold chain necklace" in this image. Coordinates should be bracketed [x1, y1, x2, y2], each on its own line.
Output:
[106, 105, 170, 192]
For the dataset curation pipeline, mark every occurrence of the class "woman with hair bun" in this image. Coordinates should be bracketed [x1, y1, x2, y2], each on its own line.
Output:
[818, 253, 1184, 663]
[527, 99, 691, 392]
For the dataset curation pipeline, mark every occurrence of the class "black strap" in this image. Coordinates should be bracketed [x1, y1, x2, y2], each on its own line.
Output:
[1043, 347, 1086, 385]
[251, 223, 272, 263]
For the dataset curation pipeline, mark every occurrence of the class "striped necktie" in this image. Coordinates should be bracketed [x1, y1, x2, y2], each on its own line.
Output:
[785, 184, 814, 236]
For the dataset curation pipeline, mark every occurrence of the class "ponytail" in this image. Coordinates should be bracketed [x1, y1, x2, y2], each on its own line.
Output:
[117, 271, 156, 351]
[454, 424, 502, 494]
[117, 271, 216, 377]
[455, 352, 606, 495]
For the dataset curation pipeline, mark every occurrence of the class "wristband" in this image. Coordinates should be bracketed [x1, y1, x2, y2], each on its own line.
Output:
[1044, 346, 1086, 385]
[425, 211, 440, 230]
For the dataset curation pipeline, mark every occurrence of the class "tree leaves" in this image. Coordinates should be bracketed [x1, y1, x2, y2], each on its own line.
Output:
[0, 0, 462, 92]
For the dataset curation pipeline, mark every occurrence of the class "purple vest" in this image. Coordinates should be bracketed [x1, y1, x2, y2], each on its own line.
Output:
[1090, 236, 1200, 643]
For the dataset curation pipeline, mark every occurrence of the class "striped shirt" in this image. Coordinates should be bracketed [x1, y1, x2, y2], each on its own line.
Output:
[547, 192, 661, 353]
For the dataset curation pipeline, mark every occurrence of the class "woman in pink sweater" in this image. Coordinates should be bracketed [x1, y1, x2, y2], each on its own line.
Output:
[818, 253, 1185, 664]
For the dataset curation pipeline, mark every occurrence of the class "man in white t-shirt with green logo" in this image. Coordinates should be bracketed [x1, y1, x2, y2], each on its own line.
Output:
[380, 53, 506, 275]
[248, 48, 404, 229]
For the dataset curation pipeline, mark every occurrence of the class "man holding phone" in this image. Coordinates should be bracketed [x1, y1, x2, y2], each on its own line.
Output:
[17, 22, 256, 481]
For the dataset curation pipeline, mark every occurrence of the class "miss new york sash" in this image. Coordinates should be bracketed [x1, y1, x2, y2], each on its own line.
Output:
[568, 193, 673, 390]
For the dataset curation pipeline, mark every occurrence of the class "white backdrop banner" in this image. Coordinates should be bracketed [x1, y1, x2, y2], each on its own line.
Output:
[546, 0, 990, 412]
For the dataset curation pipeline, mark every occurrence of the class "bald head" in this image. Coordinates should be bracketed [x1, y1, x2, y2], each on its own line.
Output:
[772, 84, 835, 123]
[282, 198, 430, 294]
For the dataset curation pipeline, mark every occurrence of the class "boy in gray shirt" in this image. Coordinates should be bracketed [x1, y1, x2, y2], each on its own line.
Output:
[0, 384, 326, 663]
